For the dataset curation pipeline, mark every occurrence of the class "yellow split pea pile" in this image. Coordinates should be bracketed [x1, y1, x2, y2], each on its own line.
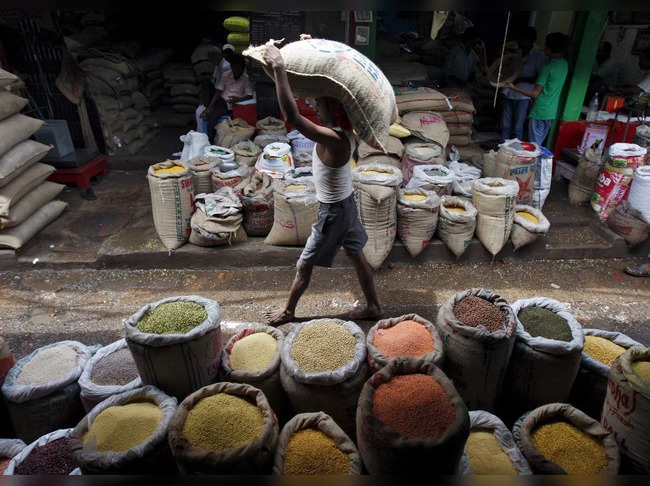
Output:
[284, 429, 349, 475]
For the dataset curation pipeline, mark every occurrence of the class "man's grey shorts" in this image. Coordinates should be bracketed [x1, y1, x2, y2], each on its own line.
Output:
[299, 194, 368, 268]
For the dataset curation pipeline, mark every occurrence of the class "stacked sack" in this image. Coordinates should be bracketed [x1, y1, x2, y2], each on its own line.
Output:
[161, 62, 199, 127]
[357, 136, 404, 170]
[224, 17, 251, 55]
[484, 140, 540, 205]
[191, 40, 219, 84]
[0, 80, 68, 251]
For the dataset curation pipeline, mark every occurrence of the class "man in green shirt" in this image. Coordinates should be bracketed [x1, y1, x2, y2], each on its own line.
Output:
[505, 32, 569, 146]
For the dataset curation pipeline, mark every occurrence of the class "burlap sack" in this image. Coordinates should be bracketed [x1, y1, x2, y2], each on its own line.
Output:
[570, 329, 641, 421]
[256, 116, 287, 136]
[472, 177, 519, 256]
[401, 111, 450, 148]
[220, 326, 286, 418]
[241, 172, 274, 237]
[447, 123, 473, 136]
[440, 89, 477, 113]
[185, 157, 217, 194]
[607, 201, 649, 246]
[245, 39, 397, 153]
[601, 347, 650, 473]
[0, 140, 51, 189]
[2, 341, 92, 443]
[358, 136, 404, 159]
[366, 313, 444, 372]
[394, 86, 455, 113]
[458, 144, 484, 168]
[167, 382, 278, 474]
[0, 181, 64, 230]
[504, 298, 584, 419]
[352, 164, 402, 269]
[216, 118, 255, 148]
[401, 141, 445, 184]
[0, 114, 44, 159]
[147, 161, 194, 250]
[356, 358, 469, 474]
[459, 410, 532, 475]
[397, 188, 440, 257]
[0, 200, 68, 250]
[511, 205, 551, 251]
[0, 92, 28, 122]
[124, 296, 222, 399]
[210, 165, 250, 193]
[437, 196, 477, 258]
[0, 163, 55, 218]
[280, 319, 368, 438]
[69, 386, 178, 474]
[441, 111, 474, 124]
[437, 288, 516, 411]
[272, 412, 362, 475]
[513, 403, 620, 474]
[449, 134, 472, 147]
[264, 180, 318, 246]
[232, 140, 261, 167]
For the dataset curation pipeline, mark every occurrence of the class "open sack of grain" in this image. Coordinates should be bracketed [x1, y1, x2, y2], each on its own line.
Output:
[352, 163, 402, 269]
[1, 341, 93, 443]
[484, 140, 540, 205]
[459, 410, 531, 475]
[4, 428, 77, 475]
[69, 385, 178, 474]
[265, 180, 318, 246]
[396, 188, 440, 257]
[273, 412, 362, 475]
[123, 296, 222, 399]
[245, 38, 397, 153]
[281, 319, 368, 438]
[472, 177, 519, 257]
[511, 205, 550, 251]
[401, 142, 445, 185]
[0, 439, 25, 475]
[356, 358, 469, 474]
[216, 118, 255, 148]
[513, 403, 620, 474]
[167, 382, 278, 474]
[406, 164, 454, 197]
[437, 196, 477, 258]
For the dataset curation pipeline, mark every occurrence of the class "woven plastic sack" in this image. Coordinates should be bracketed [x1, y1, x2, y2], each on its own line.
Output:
[472, 177, 519, 256]
[78, 339, 142, 413]
[69, 386, 178, 474]
[449, 160, 482, 197]
[185, 157, 218, 194]
[513, 403, 620, 474]
[366, 313, 444, 372]
[607, 201, 649, 246]
[124, 296, 222, 399]
[401, 141, 445, 184]
[2, 341, 92, 443]
[211, 165, 250, 192]
[167, 382, 278, 474]
[221, 326, 286, 418]
[147, 161, 194, 250]
[437, 196, 477, 258]
[511, 205, 551, 251]
[264, 180, 318, 246]
[245, 39, 397, 153]
[3, 428, 74, 475]
[273, 412, 362, 475]
[459, 411, 531, 475]
[280, 319, 368, 438]
[601, 347, 650, 473]
[397, 188, 440, 257]
[570, 329, 642, 420]
[504, 298, 585, 417]
[406, 164, 454, 196]
[356, 358, 469, 474]
[437, 288, 516, 411]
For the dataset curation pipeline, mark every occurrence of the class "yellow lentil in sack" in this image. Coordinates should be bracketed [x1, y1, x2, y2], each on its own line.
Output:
[230, 332, 278, 372]
[284, 428, 350, 475]
[516, 211, 539, 224]
[403, 193, 427, 201]
[182, 393, 263, 451]
[466, 430, 517, 475]
[360, 170, 392, 175]
[583, 336, 627, 367]
[285, 184, 306, 192]
[154, 166, 185, 174]
[632, 359, 650, 382]
[84, 401, 162, 452]
[445, 205, 466, 213]
[532, 422, 607, 474]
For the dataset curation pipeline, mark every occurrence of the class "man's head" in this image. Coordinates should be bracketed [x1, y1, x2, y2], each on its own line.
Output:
[639, 48, 650, 71]
[518, 27, 537, 55]
[597, 41, 612, 65]
[308, 97, 351, 130]
[230, 55, 246, 79]
[461, 27, 481, 50]
[222, 44, 235, 63]
[545, 32, 568, 58]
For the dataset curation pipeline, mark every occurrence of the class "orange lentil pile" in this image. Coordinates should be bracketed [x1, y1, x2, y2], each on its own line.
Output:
[373, 320, 435, 358]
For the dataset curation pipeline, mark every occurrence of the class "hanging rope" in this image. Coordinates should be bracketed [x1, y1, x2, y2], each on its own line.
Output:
[494, 10, 512, 108]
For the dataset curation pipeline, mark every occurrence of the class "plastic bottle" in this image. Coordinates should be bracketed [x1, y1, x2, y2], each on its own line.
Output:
[586, 94, 599, 121]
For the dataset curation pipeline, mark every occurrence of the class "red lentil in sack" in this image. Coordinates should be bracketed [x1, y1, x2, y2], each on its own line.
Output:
[356, 358, 469, 474]
[366, 314, 444, 372]
[4, 429, 77, 475]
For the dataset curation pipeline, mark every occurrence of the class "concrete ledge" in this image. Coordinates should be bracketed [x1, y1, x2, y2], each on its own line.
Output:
[0, 249, 17, 267]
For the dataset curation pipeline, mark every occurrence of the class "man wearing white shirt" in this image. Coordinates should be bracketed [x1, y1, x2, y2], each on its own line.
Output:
[210, 44, 235, 90]
[501, 27, 546, 142]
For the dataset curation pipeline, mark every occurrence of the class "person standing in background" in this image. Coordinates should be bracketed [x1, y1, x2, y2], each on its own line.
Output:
[501, 27, 546, 142]
[505, 32, 569, 146]
[211, 44, 235, 89]
[443, 27, 488, 89]
[202, 55, 253, 128]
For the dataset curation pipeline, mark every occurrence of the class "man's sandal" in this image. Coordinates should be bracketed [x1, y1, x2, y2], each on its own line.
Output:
[624, 265, 650, 277]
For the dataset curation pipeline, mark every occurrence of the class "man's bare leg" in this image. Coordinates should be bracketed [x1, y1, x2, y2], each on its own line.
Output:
[265, 260, 314, 325]
[345, 251, 382, 320]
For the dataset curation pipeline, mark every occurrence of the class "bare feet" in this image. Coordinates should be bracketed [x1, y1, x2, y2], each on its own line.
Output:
[344, 305, 382, 322]
[265, 308, 295, 326]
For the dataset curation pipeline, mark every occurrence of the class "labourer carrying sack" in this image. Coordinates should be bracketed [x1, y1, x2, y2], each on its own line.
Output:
[261, 36, 383, 326]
